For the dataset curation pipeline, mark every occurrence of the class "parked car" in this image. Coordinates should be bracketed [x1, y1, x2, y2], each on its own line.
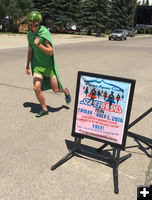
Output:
[126, 28, 136, 37]
[109, 29, 128, 40]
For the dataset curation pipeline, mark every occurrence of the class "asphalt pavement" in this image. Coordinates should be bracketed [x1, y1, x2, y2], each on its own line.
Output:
[0, 35, 152, 200]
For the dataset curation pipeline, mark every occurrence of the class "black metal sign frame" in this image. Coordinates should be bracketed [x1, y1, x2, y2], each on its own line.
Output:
[72, 71, 136, 150]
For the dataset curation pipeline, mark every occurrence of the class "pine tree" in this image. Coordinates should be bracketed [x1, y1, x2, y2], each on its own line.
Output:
[0, 0, 7, 21]
[51, 0, 80, 30]
[33, 0, 80, 31]
[32, 0, 50, 16]
[77, 0, 109, 35]
[109, 0, 137, 30]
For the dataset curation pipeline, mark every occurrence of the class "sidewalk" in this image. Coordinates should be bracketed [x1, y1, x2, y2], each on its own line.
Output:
[0, 33, 107, 49]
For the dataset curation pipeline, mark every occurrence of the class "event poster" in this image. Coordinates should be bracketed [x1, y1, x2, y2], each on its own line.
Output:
[74, 74, 133, 146]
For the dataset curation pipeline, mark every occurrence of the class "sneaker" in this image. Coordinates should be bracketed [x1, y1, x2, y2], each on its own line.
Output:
[35, 109, 49, 117]
[65, 88, 71, 104]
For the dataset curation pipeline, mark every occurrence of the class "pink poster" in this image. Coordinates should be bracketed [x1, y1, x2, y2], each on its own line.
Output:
[74, 74, 134, 146]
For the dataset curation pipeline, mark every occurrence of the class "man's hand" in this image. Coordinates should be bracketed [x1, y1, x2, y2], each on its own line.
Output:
[34, 36, 40, 47]
[25, 67, 30, 75]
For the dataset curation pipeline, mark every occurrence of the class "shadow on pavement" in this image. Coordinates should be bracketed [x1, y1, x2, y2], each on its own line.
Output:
[23, 102, 70, 113]
[127, 131, 152, 158]
[65, 139, 113, 166]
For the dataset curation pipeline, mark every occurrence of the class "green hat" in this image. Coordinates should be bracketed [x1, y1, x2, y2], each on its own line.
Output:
[27, 11, 42, 29]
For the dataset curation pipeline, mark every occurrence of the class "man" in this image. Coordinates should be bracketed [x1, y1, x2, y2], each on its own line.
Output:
[25, 11, 71, 117]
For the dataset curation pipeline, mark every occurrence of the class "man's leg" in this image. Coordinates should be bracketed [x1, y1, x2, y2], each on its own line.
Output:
[50, 74, 68, 94]
[33, 74, 48, 112]
[50, 75, 71, 104]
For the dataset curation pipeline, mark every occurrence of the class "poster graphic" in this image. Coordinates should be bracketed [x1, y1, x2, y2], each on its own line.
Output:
[75, 75, 132, 145]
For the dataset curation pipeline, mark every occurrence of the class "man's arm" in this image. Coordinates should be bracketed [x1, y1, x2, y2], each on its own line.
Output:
[25, 46, 33, 75]
[34, 37, 53, 56]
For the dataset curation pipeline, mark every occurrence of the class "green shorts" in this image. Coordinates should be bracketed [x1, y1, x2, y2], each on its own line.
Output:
[34, 66, 55, 77]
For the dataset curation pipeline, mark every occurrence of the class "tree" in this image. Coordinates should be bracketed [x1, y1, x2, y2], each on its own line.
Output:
[0, 0, 7, 21]
[146, 0, 149, 5]
[52, 0, 80, 30]
[77, 0, 109, 35]
[32, 0, 49, 16]
[6, 0, 33, 32]
[109, 0, 137, 30]
[32, 0, 80, 32]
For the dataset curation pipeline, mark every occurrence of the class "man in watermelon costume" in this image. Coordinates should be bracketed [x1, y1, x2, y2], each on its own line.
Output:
[25, 11, 71, 117]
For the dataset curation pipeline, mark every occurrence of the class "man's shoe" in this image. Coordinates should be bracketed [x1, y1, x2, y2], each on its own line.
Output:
[65, 88, 71, 104]
[35, 109, 49, 117]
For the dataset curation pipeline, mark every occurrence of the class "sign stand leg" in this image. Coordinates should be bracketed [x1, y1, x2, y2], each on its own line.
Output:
[112, 149, 132, 194]
[113, 149, 119, 194]
[96, 143, 132, 193]
[51, 137, 81, 171]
